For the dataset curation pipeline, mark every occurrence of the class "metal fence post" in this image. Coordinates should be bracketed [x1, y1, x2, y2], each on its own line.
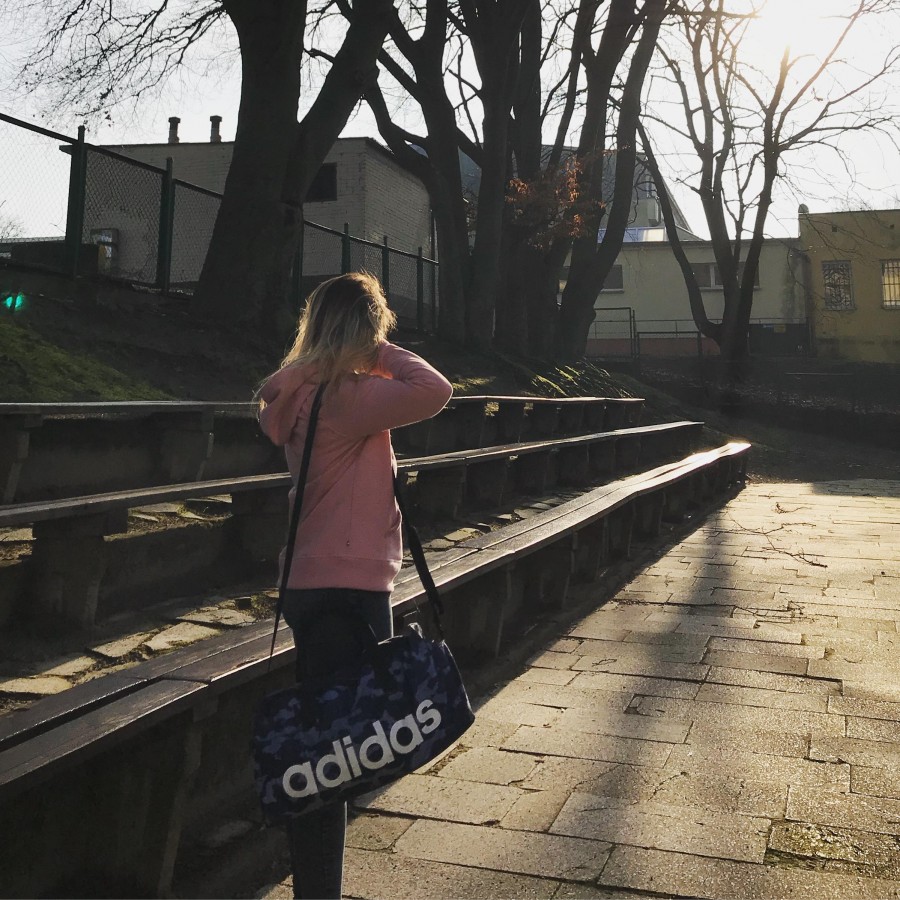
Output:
[416, 246, 425, 332]
[292, 218, 305, 310]
[382, 235, 390, 297]
[341, 223, 351, 273]
[156, 157, 175, 293]
[64, 125, 87, 277]
[430, 257, 437, 333]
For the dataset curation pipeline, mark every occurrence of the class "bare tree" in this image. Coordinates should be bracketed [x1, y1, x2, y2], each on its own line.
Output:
[0, 201, 22, 241]
[357, 0, 532, 348]
[358, 0, 670, 360]
[499, 0, 669, 361]
[642, 0, 900, 385]
[14, 0, 394, 335]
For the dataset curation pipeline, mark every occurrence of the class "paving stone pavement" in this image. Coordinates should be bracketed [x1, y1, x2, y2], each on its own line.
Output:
[257, 481, 900, 899]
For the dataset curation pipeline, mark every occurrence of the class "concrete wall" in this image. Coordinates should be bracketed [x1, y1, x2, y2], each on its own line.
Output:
[87, 138, 432, 288]
[585, 238, 805, 356]
[800, 209, 900, 363]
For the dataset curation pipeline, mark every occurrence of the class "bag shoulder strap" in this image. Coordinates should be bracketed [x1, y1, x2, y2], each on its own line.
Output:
[393, 473, 445, 639]
[267, 383, 325, 664]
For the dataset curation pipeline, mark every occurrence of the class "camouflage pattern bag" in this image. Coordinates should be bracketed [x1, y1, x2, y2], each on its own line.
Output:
[251, 384, 473, 823]
[252, 620, 474, 823]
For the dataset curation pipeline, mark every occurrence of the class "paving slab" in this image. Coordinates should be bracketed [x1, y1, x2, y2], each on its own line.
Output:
[395, 819, 611, 882]
[702, 648, 808, 676]
[436, 747, 539, 786]
[144, 621, 222, 653]
[0, 674, 72, 696]
[551, 793, 770, 863]
[501, 724, 675, 768]
[686, 722, 809, 758]
[246, 480, 900, 899]
[811, 734, 900, 770]
[769, 821, 900, 878]
[787, 786, 900, 837]
[345, 813, 413, 851]
[356, 773, 523, 824]
[627, 694, 846, 736]
[665, 744, 850, 788]
[852, 765, 900, 799]
[343, 847, 559, 899]
[598, 845, 900, 899]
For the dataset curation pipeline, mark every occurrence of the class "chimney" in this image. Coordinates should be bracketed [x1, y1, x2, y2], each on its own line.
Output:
[167, 116, 181, 144]
[210, 115, 222, 143]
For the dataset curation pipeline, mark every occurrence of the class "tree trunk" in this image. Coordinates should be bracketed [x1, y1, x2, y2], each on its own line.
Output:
[192, 3, 306, 332]
[556, 0, 667, 360]
[194, 0, 391, 338]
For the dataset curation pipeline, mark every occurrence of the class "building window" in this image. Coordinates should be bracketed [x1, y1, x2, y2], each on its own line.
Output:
[822, 260, 854, 310]
[305, 164, 337, 202]
[692, 261, 760, 290]
[882, 260, 900, 308]
[601, 264, 624, 292]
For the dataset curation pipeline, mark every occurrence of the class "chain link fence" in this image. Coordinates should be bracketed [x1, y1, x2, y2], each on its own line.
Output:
[0, 114, 72, 272]
[298, 221, 438, 331]
[170, 181, 220, 287]
[82, 148, 163, 284]
[1, 112, 439, 331]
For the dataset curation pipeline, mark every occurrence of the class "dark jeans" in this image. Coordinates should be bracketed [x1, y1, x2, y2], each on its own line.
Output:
[281, 588, 393, 900]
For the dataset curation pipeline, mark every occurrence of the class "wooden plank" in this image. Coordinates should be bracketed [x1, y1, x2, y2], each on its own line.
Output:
[162, 629, 295, 687]
[0, 402, 254, 418]
[0, 680, 207, 797]
[0, 473, 291, 527]
[461, 443, 748, 553]
[134, 620, 280, 680]
[0, 673, 147, 751]
[391, 548, 511, 618]
[0, 423, 700, 529]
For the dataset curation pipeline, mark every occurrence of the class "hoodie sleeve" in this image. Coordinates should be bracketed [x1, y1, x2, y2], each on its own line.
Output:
[333, 343, 453, 439]
[258, 369, 308, 447]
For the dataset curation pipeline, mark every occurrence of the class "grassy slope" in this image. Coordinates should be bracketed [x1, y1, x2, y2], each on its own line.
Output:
[0, 319, 172, 402]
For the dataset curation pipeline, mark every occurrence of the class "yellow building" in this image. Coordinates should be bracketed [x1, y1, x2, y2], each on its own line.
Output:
[800, 208, 900, 363]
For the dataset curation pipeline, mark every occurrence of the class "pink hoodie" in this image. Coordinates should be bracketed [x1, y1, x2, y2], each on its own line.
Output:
[258, 342, 453, 592]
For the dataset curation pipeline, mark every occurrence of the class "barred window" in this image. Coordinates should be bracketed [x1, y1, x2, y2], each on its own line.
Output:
[822, 261, 854, 310]
[600, 264, 624, 291]
[881, 260, 900, 308]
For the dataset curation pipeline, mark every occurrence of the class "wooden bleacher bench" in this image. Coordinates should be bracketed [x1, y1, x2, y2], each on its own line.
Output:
[0, 421, 699, 629]
[0, 441, 748, 898]
[0, 394, 644, 503]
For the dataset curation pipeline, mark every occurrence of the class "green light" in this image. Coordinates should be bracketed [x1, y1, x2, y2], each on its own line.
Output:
[14, 294, 23, 310]
[2, 292, 25, 311]
[3, 296, 11, 310]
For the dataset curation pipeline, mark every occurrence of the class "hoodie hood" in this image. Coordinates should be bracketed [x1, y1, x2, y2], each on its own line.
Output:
[258, 364, 319, 447]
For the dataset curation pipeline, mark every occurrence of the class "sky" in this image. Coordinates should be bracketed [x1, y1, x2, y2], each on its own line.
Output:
[1, 0, 898, 242]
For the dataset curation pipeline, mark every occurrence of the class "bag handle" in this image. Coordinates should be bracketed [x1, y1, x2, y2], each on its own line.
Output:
[267, 383, 326, 667]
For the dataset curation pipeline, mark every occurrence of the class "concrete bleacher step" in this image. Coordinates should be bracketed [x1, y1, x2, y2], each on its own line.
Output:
[0, 421, 699, 633]
[0, 440, 749, 899]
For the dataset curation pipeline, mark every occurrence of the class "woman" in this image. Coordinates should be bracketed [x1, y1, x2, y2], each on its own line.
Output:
[257, 272, 452, 899]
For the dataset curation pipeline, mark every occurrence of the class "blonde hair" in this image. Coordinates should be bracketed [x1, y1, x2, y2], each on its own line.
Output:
[279, 272, 397, 383]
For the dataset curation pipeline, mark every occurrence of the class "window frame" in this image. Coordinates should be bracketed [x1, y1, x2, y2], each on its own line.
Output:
[599, 263, 624, 292]
[691, 261, 760, 291]
[822, 260, 855, 311]
[304, 163, 338, 203]
[881, 259, 900, 309]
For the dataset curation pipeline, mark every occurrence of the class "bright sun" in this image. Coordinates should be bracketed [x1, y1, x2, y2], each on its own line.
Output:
[746, 0, 867, 67]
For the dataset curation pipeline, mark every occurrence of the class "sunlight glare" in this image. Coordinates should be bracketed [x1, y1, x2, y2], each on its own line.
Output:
[746, 0, 865, 67]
